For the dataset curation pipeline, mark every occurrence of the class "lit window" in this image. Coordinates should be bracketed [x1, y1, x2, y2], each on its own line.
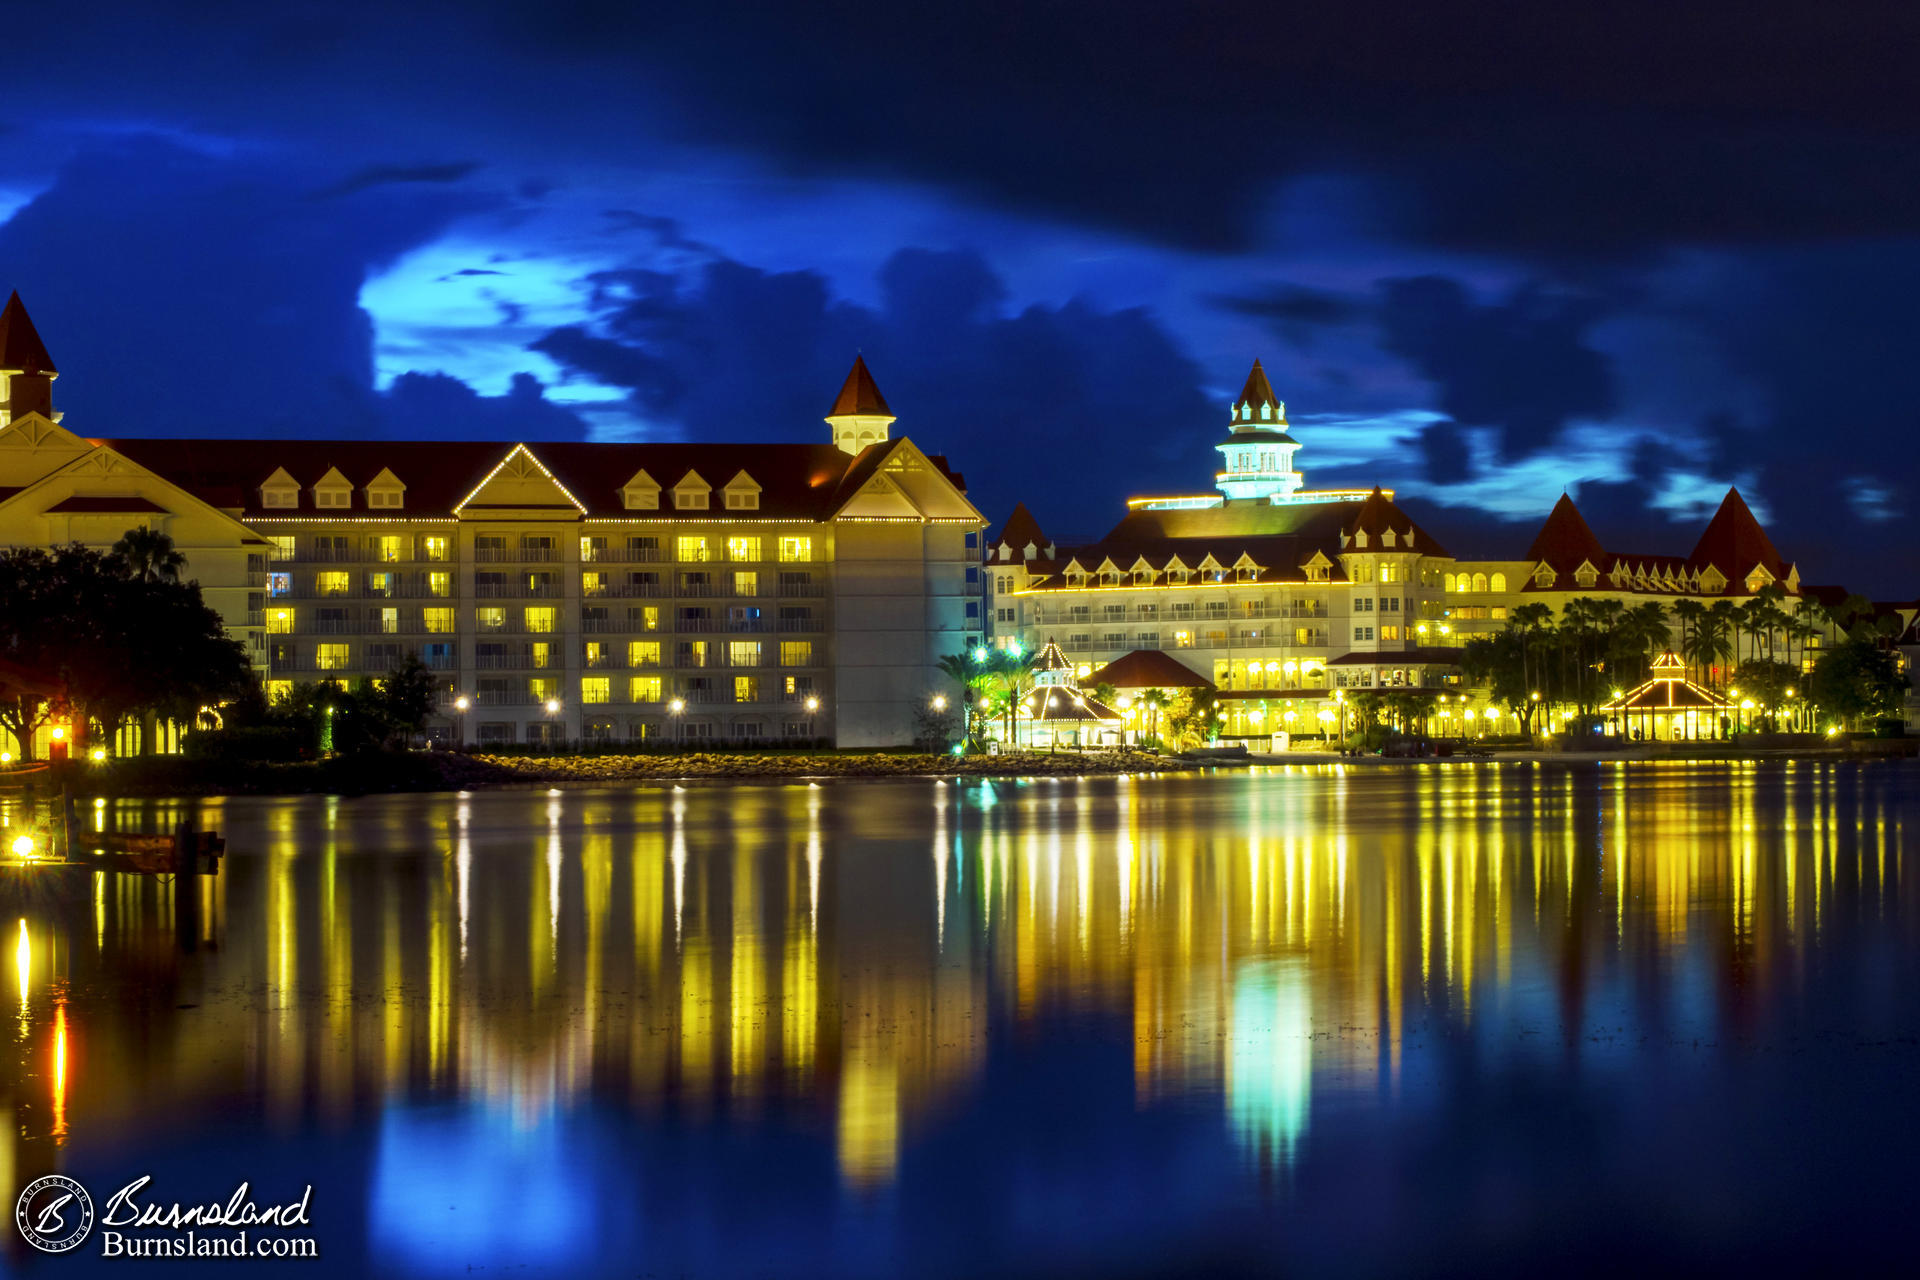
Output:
[780, 641, 812, 666]
[316, 571, 349, 596]
[525, 607, 555, 633]
[627, 641, 660, 666]
[580, 677, 610, 704]
[267, 609, 293, 634]
[372, 536, 404, 562]
[476, 607, 505, 631]
[529, 677, 558, 702]
[530, 642, 551, 669]
[733, 675, 759, 702]
[315, 643, 349, 671]
[677, 536, 709, 563]
[634, 606, 660, 631]
[266, 679, 293, 703]
[777, 536, 812, 563]
[429, 571, 451, 597]
[729, 640, 761, 667]
[582, 571, 606, 596]
[379, 608, 398, 634]
[421, 537, 449, 562]
[1490, 572, 1507, 592]
[727, 536, 762, 561]
[733, 571, 758, 596]
[365, 572, 393, 596]
[629, 676, 662, 703]
[424, 608, 454, 634]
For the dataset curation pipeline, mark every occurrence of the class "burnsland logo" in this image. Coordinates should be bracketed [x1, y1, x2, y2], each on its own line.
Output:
[14, 1174, 96, 1254]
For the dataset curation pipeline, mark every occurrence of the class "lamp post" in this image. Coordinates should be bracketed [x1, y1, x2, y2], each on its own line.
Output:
[804, 695, 819, 744]
[668, 697, 686, 747]
[453, 694, 470, 749]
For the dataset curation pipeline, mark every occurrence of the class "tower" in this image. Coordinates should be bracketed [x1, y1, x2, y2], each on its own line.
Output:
[0, 292, 58, 425]
[1215, 359, 1301, 502]
[825, 355, 895, 454]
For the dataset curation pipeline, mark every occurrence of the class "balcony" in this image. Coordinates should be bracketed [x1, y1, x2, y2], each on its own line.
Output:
[580, 548, 666, 564]
[473, 548, 560, 564]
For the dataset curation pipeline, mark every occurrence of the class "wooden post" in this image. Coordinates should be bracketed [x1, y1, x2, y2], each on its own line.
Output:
[173, 814, 200, 952]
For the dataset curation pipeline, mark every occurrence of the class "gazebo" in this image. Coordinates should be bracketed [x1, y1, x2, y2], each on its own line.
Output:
[1598, 651, 1730, 741]
[1021, 641, 1125, 748]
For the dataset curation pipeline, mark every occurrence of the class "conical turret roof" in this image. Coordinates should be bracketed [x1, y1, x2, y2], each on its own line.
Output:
[1525, 493, 1609, 574]
[0, 292, 56, 375]
[1687, 487, 1790, 586]
[1235, 359, 1279, 416]
[827, 355, 892, 418]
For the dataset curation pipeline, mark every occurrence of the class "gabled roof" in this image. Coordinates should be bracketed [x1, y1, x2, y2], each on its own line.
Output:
[1524, 493, 1609, 575]
[1688, 487, 1792, 585]
[992, 502, 1049, 555]
[0, 292, 56, 376]
[91, 438, 966, 521]
[1342, 487, 1447, 556]
[1085, 650, 1214, 690]
[827, 355, 892, 418]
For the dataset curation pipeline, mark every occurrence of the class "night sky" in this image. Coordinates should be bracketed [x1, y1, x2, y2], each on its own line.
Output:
[8, 2, 1920, 593]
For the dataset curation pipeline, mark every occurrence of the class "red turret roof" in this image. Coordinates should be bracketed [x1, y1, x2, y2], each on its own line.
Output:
[1687, 487, 1791, 583]
[991, 502, 1050, 556]
[1525, 493, 1609, 575]
[827, 355, 892, 418]
[0, 292, 56, 375]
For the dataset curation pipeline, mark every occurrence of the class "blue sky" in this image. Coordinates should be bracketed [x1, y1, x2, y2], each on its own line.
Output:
[5, 1, 1919, 592]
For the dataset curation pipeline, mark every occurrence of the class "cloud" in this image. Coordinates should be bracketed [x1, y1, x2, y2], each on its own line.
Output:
[1376, 275, 1615, 462]
[532, 247, 1214, 538]
[315, 161, 483, 199]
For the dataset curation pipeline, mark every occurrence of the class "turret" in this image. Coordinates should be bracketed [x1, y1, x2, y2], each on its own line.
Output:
[825, 355, 895, 454]
[1215, 359, 1301, 502]
[0, 292, 59, 424]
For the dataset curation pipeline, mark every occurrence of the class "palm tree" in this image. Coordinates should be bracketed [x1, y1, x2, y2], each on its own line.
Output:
[1700, 600, 1739, 686]
[1672, 599, 1706, 679]
[1138, 688, 1171, 746]
[937, 649, 992, 745]
[1512, 602, 1554, 699]
[112, 527, 186, 583]
[982, 648, 1039, 744]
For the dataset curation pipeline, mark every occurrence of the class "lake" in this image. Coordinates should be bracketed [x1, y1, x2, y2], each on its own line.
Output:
[4, 760, 1918, 1275]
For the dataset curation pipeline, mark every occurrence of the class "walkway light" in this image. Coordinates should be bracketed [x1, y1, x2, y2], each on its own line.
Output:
[49, 726, 65, 742]
[804, 696, 819, 712]
[973, 646, 989, 663]
[668, 698, 685, 713]
[544, 699, 561, 714]
[9, 834, 33, 858]
[89, 748, 106, 763]
[931, 695, 947, 711]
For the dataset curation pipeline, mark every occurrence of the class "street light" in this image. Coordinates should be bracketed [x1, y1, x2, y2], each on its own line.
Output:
[804, 694, 819, 743]
[931, 694, 947, 712]
[453, 694, 470, 749]
[668, 697, 686, 747]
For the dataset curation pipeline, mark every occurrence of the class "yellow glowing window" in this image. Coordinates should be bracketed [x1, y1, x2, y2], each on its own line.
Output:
[1173, 630, 1193, 648]
[366, 572, 393, 596]
[530, 642, 551, 669]
[266, 679, 292, 704]
[316, 571, 349, 596]
[784, 675, 800, 694]
[580, 677, 610, 704]
[429, 571, 452, 597]
[315, 643, 349, 671]
[727, 536, 762, 561]
[780, 641, 812, 666]
[629, 676, 662, 703]
[627, 641, 660, 666]
[582, 571, 606, 596]
[729, 641, 761, 666]
[525, 607, 556, 633]
[733, 571, 758, 596]
[636, 606, 659, 631]
[585, 641, 608, 666]
[379, 607, 399, 634]
[422, 536, 449, 562]
[267, 608, 293, 634]
[733, 676, 758, 703]
[476, 607, 505, 631]
[373, 536, 404, 563]
[777, 536, 811, 563]
[677, 536, 709, 563]
[530, 677, 558, 702]
[424, 608, 454, 634]
[1380, 625, 1401, 641]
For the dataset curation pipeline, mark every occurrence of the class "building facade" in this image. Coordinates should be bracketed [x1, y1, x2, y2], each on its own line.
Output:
[989, 360, 1917, 738]
[0, 302, 985, 750]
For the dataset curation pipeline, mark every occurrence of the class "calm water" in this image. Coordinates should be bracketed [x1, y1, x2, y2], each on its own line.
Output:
[3, 761, 1919, 1276]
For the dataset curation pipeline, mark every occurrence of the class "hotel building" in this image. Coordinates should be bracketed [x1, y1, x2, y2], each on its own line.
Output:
[0, 295, 985, 749]
[989, 360, 1917, 737]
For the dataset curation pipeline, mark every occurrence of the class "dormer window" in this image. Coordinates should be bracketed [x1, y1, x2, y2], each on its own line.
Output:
[1533, 565, 1556, 588]
[365, 467, 405, 511]
[722, 470, 761, 511]
[1574, 565, 1599, 588]
[260, 466, 299, 509]
[1354, 530, 1369, 549]
[673, 470, 711, 511]
[315, 488, 350, 509]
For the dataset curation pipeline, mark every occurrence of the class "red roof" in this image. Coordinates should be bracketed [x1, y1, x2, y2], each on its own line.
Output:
[0, 292, 56, 375]
[1085, 649, 1213, 690]
[1326, 647, 1462, 666]
[827, 355, 892, 418]
[991, 502, 1050, 556]
[1525, 493, 1609, 575]
[91, 437, 965, 521]
[1687, 487, 1792, 585]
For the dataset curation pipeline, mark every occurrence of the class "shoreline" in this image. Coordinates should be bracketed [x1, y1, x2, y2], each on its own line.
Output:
[6, 741, 1910, 799]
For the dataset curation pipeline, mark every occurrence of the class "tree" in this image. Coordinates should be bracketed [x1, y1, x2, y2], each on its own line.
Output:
[1163, 687, 1219, 749]
[1731, 659, 1798, 731]
[111, 527, 187, 584]
[0, 544, 249, 759]
[1808, 640, 1909, 731]
[1672, 599, 1706, 679]
[1461, 630, 1542, 733]
[1137, 688, 1171, 746]
[376, 653, 441, 744]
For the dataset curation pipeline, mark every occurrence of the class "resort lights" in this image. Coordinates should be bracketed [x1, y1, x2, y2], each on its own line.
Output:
[973, 646, 989, 664]
[49, 725, 65, 742]
[9, 835, 33, 858]
[544, 698, 562, 714]
[669, 698, 686, 713]
[804, 696, 819, 712]
[931, 695, 948, 711]
[0, 752, 10, 765]
[89, 748, 106, 763]
[454, 695, 470, 712]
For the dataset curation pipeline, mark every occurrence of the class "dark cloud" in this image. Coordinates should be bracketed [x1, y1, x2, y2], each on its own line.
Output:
[533, 247, 1213, 539]
[1377, 276, 1615, 462]
[0, 137, 583, 442]
[1415, 420, 1474, 486]
[315, 161, 483, 200]
[600, 211, 714, 254]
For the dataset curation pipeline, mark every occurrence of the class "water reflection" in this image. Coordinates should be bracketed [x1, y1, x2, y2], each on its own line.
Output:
[1, 761, 1916, 1273]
